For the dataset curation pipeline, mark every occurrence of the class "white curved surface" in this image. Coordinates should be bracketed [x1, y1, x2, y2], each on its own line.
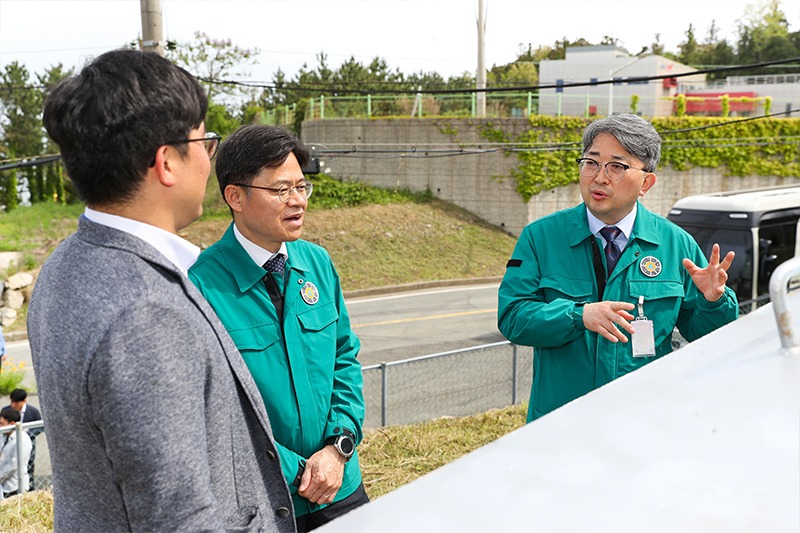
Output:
[320, 301, 800, 532]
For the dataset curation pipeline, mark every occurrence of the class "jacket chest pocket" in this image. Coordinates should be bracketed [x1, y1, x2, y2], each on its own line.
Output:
[628, 279, 685, 335]
[228, 324, 280, 353]
[539, 275, 594, 302]
[297, 301, 339, 367]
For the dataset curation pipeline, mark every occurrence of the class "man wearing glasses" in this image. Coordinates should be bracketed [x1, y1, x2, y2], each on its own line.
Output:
[189, 124, 368, 532]
[29, 50, 295, 532]
[498, 113, 738, 422]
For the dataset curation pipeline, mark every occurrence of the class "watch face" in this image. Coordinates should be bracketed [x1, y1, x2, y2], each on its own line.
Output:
[338, 436, 355, 456]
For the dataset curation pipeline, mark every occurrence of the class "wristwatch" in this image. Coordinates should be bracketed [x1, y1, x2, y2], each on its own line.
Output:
[326, 428, 356, 460]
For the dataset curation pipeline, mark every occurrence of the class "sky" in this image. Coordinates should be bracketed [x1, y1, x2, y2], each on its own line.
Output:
[0, 0, 797, 84]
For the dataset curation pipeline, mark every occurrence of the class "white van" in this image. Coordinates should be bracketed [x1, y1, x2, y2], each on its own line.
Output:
[667, 185, 800, 309]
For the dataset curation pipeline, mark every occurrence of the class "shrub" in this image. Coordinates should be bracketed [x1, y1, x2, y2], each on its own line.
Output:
[0, 358, 27, 395]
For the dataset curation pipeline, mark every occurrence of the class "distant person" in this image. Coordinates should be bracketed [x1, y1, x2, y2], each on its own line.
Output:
[0, 406, 32, 499]
[7, 388, 42, 490]
[189, 125, 367, 532]
[0, 324, 5, 365]
[28, 49, 295, 532]
[498, 113, 739, 422]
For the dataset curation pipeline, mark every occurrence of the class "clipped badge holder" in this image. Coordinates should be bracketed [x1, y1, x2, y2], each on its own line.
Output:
[631, 295, 656, 358]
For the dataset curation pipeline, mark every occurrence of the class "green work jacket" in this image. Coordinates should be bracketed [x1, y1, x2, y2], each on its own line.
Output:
[189, 224, 365, 517]
[498, 203, 738, 422]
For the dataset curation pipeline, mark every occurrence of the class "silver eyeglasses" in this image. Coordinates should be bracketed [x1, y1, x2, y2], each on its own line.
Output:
[232, 180, 314, 203]
[168, 132, 222, 159]
[576, 157, 648, 181]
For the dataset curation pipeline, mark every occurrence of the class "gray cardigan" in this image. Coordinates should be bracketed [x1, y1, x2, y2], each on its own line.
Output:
[28, 217, 296, 532]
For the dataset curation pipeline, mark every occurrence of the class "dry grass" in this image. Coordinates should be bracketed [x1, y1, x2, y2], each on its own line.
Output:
[359, 404, 527, 499]
[182, 199, 516, 291]
[0, 404, 527, 530]
[0, 490, 54, 533]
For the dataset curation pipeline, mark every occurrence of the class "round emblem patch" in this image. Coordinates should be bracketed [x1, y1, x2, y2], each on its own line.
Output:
[300, 281, 319, 305]
[639, 256, 662, 277]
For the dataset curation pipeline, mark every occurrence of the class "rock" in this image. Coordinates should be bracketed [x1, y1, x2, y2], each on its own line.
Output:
[0, 307, 17, 327]
[3, 289, 24, 310]
[5, 272, 34, 290]
[0, 252, 21, 272]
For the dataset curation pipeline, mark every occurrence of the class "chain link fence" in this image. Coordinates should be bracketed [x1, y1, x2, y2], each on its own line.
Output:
[0, 420, 49, 496]
[362, 341, 530, 429]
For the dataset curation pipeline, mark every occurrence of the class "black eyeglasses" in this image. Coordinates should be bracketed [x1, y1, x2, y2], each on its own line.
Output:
[576, 157, 648, 181]
[167, 132, 222, 159]
[232, 180, 314, 203]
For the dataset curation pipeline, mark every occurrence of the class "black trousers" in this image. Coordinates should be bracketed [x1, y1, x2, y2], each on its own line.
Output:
[296, 483, 370, 532]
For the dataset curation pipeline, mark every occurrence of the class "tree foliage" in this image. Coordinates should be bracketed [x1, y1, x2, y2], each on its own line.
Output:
[0, 62, 72, 210]
[167, 31, 260, 105]
[0, 0, 796, 186]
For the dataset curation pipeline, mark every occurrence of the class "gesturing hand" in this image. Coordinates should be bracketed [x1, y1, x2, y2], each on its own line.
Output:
[682, 243, 735, 302]
[582, 301, 636, 342]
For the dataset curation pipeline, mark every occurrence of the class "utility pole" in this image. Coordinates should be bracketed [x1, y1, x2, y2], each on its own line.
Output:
[608, 54, 649, 115]
[140, 0, 165, 56]
[476, 0, 487, 117]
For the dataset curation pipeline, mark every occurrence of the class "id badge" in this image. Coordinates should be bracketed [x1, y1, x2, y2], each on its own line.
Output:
[632, 318, 656, 357]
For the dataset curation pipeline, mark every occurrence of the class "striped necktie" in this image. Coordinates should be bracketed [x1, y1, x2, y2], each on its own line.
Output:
[599, 226, 622, 276]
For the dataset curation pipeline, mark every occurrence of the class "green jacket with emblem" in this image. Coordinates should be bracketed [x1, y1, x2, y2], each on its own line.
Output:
[189, 224, 365, 517]
[498, 202, 738, 422]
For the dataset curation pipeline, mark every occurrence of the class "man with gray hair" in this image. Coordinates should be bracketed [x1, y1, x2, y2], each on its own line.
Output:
[498, 113, 739, 422]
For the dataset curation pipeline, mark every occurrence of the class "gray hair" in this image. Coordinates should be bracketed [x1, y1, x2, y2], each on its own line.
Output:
[581, 114, 661, 172]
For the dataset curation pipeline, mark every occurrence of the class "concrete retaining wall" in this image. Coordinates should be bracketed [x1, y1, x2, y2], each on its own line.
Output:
[302, 118, 795, 236]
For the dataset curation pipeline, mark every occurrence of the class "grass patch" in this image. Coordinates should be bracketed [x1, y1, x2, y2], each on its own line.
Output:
[0, 489, 54, 533]
[0, 177, 516, 334]
[0, 203, 83, 265]
[180, 199, 515, 291]
[0, 404, 527, 530]
[361, 404, 527, 499]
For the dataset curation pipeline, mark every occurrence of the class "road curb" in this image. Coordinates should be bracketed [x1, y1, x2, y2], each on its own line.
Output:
[3, 277, 505, 342]
[343, 276, 503, 299]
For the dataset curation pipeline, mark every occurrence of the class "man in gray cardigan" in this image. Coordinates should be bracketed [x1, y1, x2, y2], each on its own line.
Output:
[28, 49, 295, 532]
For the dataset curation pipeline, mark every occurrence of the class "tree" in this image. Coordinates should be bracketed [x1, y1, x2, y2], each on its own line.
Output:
[735, 0, 797, 75]
[0, 62, 43, 209]
[167, 31, 260, 109]
[677, 24, 700, 65]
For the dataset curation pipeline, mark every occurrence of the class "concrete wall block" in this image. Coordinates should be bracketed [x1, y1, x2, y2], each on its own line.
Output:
[303, 119, 787, 237]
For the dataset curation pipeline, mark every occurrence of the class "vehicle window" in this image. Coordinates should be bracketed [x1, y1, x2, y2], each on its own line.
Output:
[679, 225, 753, 301]
[758, 220, 798, 295]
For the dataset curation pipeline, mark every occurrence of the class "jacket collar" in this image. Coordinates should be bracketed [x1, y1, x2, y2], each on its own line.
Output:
[77, 217, 185, 278]
[568, 202, 661, 247]
[217, 223, 310, 293]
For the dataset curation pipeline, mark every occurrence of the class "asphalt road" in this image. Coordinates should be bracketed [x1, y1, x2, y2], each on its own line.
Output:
[347, 282, 504, 366]
[4, 281, 505, 385]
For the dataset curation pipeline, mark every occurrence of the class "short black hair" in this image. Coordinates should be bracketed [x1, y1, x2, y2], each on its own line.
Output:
[43, 49, 208, 206]
[215, 124, 310, 204]
[9, 389, 27, 402]
[0, 406, 20, 423]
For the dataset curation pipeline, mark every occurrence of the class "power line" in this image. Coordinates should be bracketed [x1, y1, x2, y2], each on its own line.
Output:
[203, 56, 800, 95]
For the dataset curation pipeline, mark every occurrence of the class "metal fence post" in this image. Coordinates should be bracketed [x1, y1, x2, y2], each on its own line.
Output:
[512, 344, 518, 405]
[381, 362, 388, 427]
[15, 422, 24, 492]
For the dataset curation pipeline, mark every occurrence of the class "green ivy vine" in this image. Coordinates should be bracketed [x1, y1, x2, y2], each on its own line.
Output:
[479, 115, 800, 202]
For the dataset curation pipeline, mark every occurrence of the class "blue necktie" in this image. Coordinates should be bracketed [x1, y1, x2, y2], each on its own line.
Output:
[262, 254, 286, 321]
[263, 253, 286, 277]
[599, 226, 622, 276]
